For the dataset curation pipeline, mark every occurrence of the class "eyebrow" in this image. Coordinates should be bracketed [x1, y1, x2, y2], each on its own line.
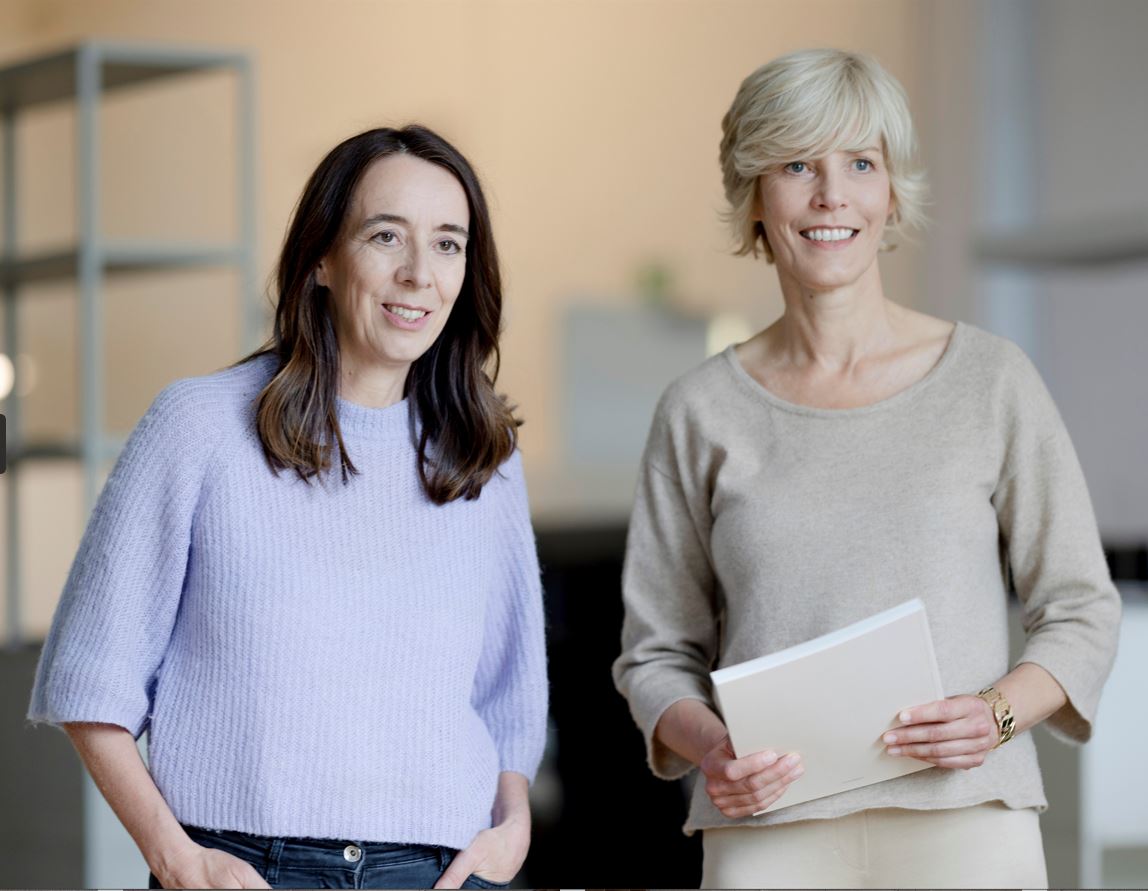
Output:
[359, 212, 469, 238]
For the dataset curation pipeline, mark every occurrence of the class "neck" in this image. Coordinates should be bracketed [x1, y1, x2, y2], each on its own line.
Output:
[773, 260, 900, 372]
[337, 349, 410, 408]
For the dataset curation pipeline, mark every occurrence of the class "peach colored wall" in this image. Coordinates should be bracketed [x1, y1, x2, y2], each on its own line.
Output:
[1, 0, 928, 633]
[2, 0, 926, 462]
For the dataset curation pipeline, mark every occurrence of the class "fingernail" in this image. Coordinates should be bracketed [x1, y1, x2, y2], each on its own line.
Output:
[899, 710, 912, 723]
[888, 746, 902, 755]
[791, 766, 805, 779]
[761, 751, 779, 765]
[783, 753, 801, 767]
[883, 733, 897, 744]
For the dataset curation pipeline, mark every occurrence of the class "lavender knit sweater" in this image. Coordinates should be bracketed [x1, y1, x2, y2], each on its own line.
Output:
[27, 354, 548, 849]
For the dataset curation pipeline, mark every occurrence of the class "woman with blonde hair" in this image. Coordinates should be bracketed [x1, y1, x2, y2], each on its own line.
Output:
[29, 124, 546, 890]
[613, 48, 1120, 889]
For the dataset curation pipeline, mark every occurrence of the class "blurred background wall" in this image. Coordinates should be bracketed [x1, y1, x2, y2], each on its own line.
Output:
[0, 0, 1145, 888]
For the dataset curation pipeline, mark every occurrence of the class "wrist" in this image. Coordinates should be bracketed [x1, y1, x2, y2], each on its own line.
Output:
[140, 822, 198, 877]
[493, 802, 531, 831]
[976, 685, 1016, 748]
[690, 706, 731, 759]
[491, 771, 531, 826]
[492, 810, 532, 865]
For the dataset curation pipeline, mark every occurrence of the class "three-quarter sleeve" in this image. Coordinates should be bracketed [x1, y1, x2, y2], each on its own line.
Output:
[470, 450, 549, 783]
[992, 351, 1122, 744]
[27, 381, 211, 739]
[612, 395, 719, 781]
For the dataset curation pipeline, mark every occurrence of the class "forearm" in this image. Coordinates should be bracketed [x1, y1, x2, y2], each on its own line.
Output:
[63, 722, 195, 877]
[653, 698, 729, 766]
[992, 661, 1068, 736]
[491, 771, 530, 828]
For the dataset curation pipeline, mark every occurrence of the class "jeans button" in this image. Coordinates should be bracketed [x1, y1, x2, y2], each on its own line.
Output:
[343, 844, 362, 863]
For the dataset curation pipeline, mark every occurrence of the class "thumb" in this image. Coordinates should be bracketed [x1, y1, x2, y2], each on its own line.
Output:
[434, 848, 478, 890]
[239, 867, 272, 889]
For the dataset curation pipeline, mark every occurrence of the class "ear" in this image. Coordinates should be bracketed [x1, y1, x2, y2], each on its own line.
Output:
[315, 258, 329, 289]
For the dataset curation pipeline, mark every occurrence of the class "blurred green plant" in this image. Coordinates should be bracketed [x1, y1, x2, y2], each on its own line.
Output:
[634, 259, 675, 309]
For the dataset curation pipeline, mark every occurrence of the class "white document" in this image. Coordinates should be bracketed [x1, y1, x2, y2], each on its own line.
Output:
[710, 598, 944, 814]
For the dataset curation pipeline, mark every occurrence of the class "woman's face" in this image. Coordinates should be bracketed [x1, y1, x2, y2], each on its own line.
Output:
[317, 153, 470, 378]
[755, 146, 893, 292]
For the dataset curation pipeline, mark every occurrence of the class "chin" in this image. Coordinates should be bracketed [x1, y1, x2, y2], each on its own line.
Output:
[796, 270, 863, 292]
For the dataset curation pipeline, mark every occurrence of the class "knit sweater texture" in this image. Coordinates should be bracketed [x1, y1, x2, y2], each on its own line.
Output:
[28, 353, 548, 849]
[612, 322, 1121, 834]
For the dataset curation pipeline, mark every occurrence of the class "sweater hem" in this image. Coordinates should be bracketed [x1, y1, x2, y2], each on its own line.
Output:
[682, 790, 1050, 837]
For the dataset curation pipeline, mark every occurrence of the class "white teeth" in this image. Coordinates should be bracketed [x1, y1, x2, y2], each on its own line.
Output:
[385, 305, 427, 321]
[803, 227, 857, 242]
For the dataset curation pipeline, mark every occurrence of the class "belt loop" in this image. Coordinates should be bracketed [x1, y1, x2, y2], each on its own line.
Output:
[266, 837, 285, 885]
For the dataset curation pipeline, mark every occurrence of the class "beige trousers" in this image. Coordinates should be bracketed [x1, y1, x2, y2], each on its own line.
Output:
[701, 802, 1048, 889]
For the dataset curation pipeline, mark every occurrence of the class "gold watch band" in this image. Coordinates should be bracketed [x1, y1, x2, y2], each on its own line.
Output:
[977, 685, 1016, 748]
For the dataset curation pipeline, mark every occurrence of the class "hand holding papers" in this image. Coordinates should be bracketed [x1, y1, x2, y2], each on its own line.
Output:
[710, 599, 944, 815]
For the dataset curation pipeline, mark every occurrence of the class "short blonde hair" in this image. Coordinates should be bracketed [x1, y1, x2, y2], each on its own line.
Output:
[719, 48, 928, 261]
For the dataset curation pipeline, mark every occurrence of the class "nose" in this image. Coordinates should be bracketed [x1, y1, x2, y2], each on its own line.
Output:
[396, 244, 433, 290]
[812, 166, 848, 212]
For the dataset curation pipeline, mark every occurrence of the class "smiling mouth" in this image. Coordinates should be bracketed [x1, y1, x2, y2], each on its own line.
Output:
[800, 228, 860, 242]
[383, 304, 429, 321]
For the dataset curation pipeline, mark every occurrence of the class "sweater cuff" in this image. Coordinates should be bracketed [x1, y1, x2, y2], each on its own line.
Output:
[27, 698, 149, 741]
[496, 750, 542, 785]
[1013, 649, 1099, 745]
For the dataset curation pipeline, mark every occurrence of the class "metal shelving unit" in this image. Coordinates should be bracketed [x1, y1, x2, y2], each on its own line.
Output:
[0, 41, 258, 648]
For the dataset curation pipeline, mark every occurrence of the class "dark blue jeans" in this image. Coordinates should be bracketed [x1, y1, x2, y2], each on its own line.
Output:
[147, 824, 511, 890]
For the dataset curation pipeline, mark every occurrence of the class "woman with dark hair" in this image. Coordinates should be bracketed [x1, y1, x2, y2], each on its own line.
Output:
[28, 125, 547, 890]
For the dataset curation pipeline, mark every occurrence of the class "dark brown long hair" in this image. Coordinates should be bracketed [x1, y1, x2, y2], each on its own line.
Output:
[246, 125, 519, 503]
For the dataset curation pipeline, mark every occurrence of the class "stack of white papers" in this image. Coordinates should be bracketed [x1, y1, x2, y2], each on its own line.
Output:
[710, 598, 944, 814]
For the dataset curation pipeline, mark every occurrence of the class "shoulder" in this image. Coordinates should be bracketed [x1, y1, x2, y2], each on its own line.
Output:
[652, 351, 739, 429]
[486, 447, 528, 502]
[474, 448, 534, 534]
[133, 352, 277, 459]
[639, 351, 741, 478]
[951, 324, 1053, 408]
[946, 325, 1066, 458]
[150, 353, 274, 421]
[954, 323, 1036, 376]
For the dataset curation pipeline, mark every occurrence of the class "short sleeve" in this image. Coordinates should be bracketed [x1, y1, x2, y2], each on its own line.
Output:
[27, 381, 213, 739]
[470, 450, 549, 782]
[992, 352, 1122, 744]
[612, 395, 720, 780]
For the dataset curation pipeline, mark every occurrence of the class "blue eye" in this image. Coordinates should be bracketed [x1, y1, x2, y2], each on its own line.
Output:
[853, 158, 873, 172]
[785, 161, 808, 174]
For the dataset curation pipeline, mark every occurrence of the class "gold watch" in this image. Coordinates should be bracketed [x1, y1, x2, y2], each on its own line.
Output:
[977, 685, 1015, 748]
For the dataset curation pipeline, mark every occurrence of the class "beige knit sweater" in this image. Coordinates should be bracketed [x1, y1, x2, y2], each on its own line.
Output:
[612, 322, 1121, 834]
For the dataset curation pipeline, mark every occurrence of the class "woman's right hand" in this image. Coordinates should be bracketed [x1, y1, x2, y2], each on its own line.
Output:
[59, 724, 272, 889]
[699, 736, 804, 819]
[153, 843, 272, 890]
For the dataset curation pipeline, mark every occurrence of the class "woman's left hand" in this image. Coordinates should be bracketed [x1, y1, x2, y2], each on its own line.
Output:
[883, 695, 999, 769]
[434, 770, 530, 888]
[433, 809, 530, 889]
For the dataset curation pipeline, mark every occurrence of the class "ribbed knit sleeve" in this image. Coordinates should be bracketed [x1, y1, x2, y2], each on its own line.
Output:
[612, 389, 719, 781]
[992, 346, 1122, 744]
[28, 380, 213, 739]
[470, 451, 549, 783]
